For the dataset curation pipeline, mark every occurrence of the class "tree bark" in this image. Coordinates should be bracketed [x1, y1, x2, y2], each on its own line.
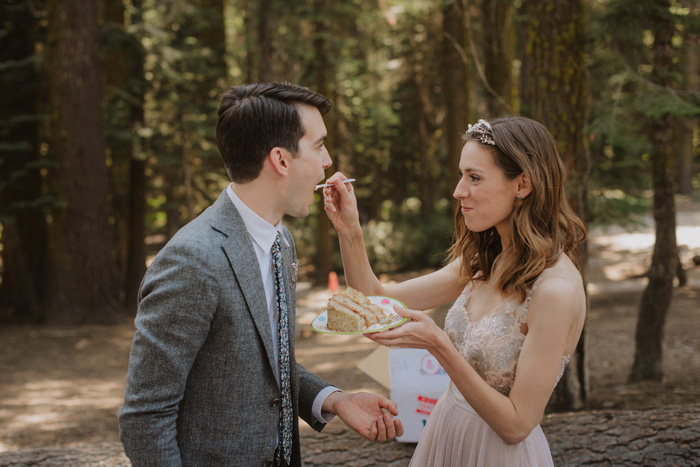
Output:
[197, 0, 227, 98]
[519, 0, 589, 410]
[674, 114, 695, 196]
[675, 5, 698, 196]
[45, 0, 122, 324]
[242, 0, 257, 82]
[124, 157, 147, 313]
[441, 0, 471, 199]
[257, 0, 276, 82]
[0, 0, 48, 323]
[311, 0, 334, 286]
[416, 83, 432, 222]
[629, 115, 676, 382]
[124, 0, 148, 313]
[101, 0, 148, 313]
[629, 0, 677, 382]
[481, 0, 514, 117]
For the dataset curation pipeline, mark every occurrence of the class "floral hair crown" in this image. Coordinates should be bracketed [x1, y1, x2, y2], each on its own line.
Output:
[466, 119, 495, 146]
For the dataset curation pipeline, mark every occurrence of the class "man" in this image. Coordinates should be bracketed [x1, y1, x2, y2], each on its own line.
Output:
[119, 82, 403, 466]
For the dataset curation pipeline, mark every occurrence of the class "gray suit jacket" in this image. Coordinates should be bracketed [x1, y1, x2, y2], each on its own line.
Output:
[119, 189, 330, 466]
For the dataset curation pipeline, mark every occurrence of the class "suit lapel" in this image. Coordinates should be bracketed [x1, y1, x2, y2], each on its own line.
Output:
[211, 191, 278, 376]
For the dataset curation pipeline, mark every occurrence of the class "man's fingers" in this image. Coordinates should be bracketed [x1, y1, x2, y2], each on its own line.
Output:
[383, 413, 396, 440]
[368, 420, 378, 441]
[377, 396, 399, 416]
[375, 415, 387, 442]
[394, 419, 404, 438]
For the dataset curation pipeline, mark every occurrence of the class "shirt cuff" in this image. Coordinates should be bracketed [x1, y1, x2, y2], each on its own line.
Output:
[312, 386, 341, 424]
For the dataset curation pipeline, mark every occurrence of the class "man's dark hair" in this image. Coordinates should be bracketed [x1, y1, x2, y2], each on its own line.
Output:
[216, 82, 332, 183]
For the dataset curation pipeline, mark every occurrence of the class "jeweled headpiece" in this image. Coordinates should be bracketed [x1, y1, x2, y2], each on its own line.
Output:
[466, 119, 495, 146]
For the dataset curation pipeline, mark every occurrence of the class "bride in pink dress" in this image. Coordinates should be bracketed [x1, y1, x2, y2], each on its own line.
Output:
[323, 117, 587, 466]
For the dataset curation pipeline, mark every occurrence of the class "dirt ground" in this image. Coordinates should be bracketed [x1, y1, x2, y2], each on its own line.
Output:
[0, 203, 699, 455]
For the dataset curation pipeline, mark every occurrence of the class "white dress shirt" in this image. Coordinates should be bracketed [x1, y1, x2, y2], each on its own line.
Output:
[226, 185, 337, 424]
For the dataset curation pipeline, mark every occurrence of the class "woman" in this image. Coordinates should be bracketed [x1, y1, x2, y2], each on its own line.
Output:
[322, 117, 587, 466]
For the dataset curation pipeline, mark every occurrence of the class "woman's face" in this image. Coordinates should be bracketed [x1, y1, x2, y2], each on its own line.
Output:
[453, 141, 521, 240]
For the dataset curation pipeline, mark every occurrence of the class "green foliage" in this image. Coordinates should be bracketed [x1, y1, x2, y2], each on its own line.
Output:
[133, 0, 698, 272]
[5, 0, 699, 285]
[586, 0, 700, 227]
[587, 188, 652, 228]
[131, 0, 229, 237]
[633, 88, 700, 119]
[361, 199, 454, 274]
[0, 0, 52, 219]
[235, 0, 457, 274]
[287, 195, 454, 277]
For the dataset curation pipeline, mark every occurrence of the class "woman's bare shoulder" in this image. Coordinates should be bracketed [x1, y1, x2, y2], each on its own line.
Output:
[529, 254, 586, 319]
[537, 254, 583, 290]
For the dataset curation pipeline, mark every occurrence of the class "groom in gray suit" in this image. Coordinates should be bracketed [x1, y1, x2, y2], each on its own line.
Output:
[119, 82, 403, 466]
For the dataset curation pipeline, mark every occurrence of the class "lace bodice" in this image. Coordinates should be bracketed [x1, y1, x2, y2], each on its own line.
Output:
[445, 281, 571, 396]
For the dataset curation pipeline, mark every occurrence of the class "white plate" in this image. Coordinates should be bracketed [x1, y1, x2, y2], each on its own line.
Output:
[311, 295, 408, 335]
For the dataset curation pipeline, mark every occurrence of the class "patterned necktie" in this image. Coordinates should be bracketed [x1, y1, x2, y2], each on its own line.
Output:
[271, 233, 293, 465]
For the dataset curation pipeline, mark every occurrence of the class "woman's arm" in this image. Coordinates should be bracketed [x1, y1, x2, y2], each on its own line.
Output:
[323, 172, 466, 310]
[322, 172, 382, 295]
[366, 276, 582, 444]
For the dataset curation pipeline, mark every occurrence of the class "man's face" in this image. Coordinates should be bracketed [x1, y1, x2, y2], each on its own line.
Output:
[283, 104, 332, 218]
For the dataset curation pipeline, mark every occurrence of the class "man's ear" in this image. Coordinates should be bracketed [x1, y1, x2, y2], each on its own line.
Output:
[267, 147, 292, 176]
[517, 173, 532, 199]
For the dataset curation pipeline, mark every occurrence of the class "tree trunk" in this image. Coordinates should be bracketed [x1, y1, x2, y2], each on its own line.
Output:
[311, 0, 333, 286]
[675, 7, 698, 196]
[441, 0, 471, 199]
[416, 85, 432, 222]
[197, 0, 227, 102]
[101, 0, 128, 303]
[481, 0, 514, 117]
[101, 0, 148, 312]
[630, 115, 677, 382]
[674, 117, 694, 196]
[0, 0, 48, 323]
[242, 0, 257, 82]
[519, 0, 589, 411]
[45, 0, 122, 324]
[165, 178, 184, 238]
[124, 156, 147, 313]
[629, 0, 677, 383]
[257, 0, 276, 82]
[125, 0, 148, 313]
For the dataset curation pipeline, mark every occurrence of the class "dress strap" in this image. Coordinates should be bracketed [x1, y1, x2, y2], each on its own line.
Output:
[514, 275, 544, 324]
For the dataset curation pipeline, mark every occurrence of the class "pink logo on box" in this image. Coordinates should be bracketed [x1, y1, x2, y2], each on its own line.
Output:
[419, 354, 445, 376]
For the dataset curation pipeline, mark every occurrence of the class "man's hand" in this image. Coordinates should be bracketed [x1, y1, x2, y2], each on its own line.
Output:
[323, 391, 404, 442]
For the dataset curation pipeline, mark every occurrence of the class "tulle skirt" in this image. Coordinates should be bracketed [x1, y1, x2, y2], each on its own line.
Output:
[409, 382, 554, 467]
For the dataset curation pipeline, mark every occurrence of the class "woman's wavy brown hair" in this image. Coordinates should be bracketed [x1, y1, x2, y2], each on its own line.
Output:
[447, 117, 586, 301]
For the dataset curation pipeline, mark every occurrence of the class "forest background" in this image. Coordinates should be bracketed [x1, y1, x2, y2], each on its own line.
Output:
[1, 0, 699, 417]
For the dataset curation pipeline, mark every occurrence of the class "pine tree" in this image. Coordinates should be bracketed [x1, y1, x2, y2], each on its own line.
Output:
[0, 0, 49, 322]
[44, 0, 122, 324]
[519, 0, 590, 410]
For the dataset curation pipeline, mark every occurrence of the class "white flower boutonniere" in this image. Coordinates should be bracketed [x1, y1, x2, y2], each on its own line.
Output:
[292, 260, 300, 287]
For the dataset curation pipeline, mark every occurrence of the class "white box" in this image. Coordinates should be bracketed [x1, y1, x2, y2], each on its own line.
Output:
[389, 388, 446, 443]
[358, 347, 450, 443]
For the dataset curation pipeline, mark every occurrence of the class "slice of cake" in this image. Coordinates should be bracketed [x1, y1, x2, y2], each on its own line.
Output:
[327, 287, 394, 332]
